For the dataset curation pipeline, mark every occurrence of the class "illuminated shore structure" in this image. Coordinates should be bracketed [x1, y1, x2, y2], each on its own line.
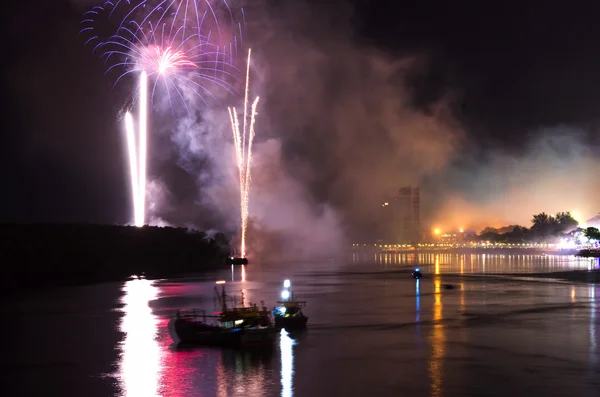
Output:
[380, 186, 421, 244]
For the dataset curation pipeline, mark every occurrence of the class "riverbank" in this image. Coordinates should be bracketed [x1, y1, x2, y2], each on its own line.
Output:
[0, 223, 231, 296]
[352, 246, 580, 255]
[507, 269, 600, 283]
[577, 249, 600, 258]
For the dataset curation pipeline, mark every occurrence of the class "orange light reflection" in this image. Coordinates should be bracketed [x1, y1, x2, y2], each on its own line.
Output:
[429, 278, 445, 397]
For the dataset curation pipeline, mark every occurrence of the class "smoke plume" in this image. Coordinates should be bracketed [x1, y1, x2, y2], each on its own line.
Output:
[433, 126, 600, 232]
[148, 0, 467, 249]
[14, 0, 600, 238]
[238, 1, 465, 241]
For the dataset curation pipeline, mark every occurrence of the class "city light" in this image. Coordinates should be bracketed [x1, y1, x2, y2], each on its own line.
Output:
[434, 228, 441, 235]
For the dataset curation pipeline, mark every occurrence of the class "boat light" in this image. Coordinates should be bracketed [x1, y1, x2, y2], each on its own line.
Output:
[281, 290, 290, 300]
[216, 280, 226, 284]
[414, 268, 420, 272]
[278, 306, 287, 314]
[283, 279, 291, 288]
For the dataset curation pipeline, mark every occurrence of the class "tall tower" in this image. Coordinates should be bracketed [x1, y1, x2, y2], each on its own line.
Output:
[397, 186, 420, 243]
[380, 186, 420, 244]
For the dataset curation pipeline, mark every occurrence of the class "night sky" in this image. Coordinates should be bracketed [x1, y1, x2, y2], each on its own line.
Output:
[2, 0, 600, 238]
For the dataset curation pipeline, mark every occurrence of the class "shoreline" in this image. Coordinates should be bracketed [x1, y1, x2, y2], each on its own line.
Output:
[351, 247, 600, 257]
[0, 223, 232, 298]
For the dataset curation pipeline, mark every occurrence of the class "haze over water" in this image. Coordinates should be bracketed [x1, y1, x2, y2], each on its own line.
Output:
[3, 253, 599, 396]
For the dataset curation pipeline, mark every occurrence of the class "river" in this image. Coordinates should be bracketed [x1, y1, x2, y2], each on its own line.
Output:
[2, 252, 599, 396]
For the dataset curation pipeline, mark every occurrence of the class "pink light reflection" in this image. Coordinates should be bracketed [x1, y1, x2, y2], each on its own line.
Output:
[115, 278, 275, 396]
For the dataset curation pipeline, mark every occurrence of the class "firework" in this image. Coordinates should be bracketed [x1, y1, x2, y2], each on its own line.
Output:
[81, 0, 245, 225]
[228, 49, 259, 258]
[124, 71, 148, 226]
[80, 0, 245, 112]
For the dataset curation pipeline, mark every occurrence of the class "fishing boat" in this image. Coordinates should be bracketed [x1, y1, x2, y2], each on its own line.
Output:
[226, 248, 248, 265]
[168, 281, 277, 348]
[226, 257, 249, 265]
[272, 280, 308, 330]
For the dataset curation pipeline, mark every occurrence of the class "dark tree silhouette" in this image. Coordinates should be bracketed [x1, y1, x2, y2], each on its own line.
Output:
[530, 211, 578, 237]
[584, 227, 600, 241]
[555, 212, 579, 233]
[0, 223, 232, 295]
[476, 211, 579, 243]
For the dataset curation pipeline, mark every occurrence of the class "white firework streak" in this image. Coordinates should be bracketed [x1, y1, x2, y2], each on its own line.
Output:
[124, 71, 148, 227]
[228, 48, 259, 258]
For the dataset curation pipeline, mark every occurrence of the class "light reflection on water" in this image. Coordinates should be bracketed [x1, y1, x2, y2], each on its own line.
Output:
[415, 279, 421, 322]
[354, 251, 596, 273]
[116, 266, 281, 397]
[590, 284, 597, 357]
[231, 265, 247, 283]
[110, 255, 599, 397]
[280, 330, 295, 397]
[429, 277, 445, 397]
[118, 279, 162, 397]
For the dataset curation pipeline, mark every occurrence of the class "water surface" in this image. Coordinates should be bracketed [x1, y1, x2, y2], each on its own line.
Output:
[3, 252, 599, 396]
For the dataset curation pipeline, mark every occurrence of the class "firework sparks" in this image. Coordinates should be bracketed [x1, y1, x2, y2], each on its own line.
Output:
[124, 71, 148, 227]
[228, 49, 259, 258]
[81, 0, 245, 112]
[140, 46, 196, 75]
[81, 0, 245, 225]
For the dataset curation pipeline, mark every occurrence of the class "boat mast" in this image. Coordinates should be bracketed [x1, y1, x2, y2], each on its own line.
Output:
[221, 285, 227, 312]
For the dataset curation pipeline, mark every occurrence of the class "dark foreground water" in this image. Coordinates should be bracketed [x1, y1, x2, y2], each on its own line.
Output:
[2, 252, 599, 396]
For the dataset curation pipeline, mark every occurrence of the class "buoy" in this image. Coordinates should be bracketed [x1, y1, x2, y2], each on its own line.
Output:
[412, 268, 423, 279]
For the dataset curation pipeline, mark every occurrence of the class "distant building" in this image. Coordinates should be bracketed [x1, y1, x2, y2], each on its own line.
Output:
[440, 229, 477, 244]
[379, 186, 420, 244]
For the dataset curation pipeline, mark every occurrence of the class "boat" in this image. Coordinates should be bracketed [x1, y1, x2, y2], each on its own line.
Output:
[272, 280, 308, 330]
[226, 249, 248, 265]
[168, 281, 277, 348]
[226, 257, 248, 265]
[411, 268, 423, 279]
